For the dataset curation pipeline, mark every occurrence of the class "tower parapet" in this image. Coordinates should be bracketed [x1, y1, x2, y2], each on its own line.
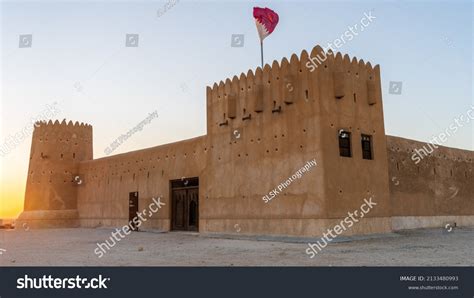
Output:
[17, 119, 93, 228]
[206, 45, 382, 135]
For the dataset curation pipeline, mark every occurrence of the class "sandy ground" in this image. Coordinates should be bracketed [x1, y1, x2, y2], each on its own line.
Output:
[0, 227, 472, 266]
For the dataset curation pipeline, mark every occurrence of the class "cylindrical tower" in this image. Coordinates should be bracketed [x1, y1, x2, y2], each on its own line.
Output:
[17, 119, 93, 228]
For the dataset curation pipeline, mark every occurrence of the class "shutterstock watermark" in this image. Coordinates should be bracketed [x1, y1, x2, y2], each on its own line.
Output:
[17, 275, 110, 289]
[305, 196, 377, 258]
[306, 10, 376, 72]
[157, 0, 179, 17]
[104, 111, 158, 155]
[411, 105, 474, 164]
[94, 196, 165, 258]
[0, 102, 61, 157]
[263, 159, 317, 203]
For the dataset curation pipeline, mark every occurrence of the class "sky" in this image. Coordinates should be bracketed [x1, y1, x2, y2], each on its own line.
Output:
[0, 0, 473, 218]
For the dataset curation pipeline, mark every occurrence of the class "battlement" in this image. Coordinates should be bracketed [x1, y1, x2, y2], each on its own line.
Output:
[32, 119, 92, 142]
[28, 119, 93, 163]
[34, 119, 92, 130]
[206, 45, 382, 131]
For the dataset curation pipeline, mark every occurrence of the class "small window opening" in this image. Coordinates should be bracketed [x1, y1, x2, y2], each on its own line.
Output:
[339, 130, 352, 157]
[361, 134, 373, 160]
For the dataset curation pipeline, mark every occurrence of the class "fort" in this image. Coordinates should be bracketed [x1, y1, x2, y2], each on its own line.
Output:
[17, 45, 474, 236]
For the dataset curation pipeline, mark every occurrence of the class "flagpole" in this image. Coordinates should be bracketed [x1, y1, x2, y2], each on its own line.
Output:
[260, 40, 264, 68]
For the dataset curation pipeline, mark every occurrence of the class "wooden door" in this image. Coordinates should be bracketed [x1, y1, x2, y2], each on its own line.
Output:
[171, 179, 199, 231]
[129, 192, 139, 231]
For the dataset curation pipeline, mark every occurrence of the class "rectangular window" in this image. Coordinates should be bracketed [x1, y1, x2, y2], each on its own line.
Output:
[361, 134, 373, 160]
[339, 130, 352, 157]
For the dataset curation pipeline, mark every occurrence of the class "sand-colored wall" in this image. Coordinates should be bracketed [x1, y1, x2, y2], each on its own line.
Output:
[387, 136, 474, 218]
[310, 47, 391, 221]
[75, 47, 330, 236]
[76, 136, 207, 230]
[18, 120, 92, 228]
[73, 46, 391, 237]
[203, 48, 326, 236]
[23, 120, 92, 211]
[20, 45, 473, 236]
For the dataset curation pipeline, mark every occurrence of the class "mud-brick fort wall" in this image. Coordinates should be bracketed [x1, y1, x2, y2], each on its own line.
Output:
[387, 136, 474, 229]
[309, 47, 391, 233]
[18, 120, 92, 228]
[204, 49, 327, 236]
[24, 120, 92, 211]
[204, 45, 391, 236]
[19, 44, 473, 236]
[77, 136, 207, 230]
[47, 45, 393, 237]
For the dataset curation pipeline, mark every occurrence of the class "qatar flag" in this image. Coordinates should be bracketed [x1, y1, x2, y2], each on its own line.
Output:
[253, 7, 279, 41]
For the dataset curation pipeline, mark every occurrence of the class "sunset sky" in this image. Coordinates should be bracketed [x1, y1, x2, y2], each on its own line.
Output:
[1, 0, 472, 219]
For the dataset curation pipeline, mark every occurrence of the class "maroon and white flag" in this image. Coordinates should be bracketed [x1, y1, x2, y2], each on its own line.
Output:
[253, 7, 279, 41]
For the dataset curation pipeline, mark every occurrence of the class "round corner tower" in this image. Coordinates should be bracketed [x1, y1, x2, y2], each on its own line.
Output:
[17, 119, 93, 228]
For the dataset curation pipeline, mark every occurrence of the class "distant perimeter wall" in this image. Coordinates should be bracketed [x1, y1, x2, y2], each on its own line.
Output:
[387, 136, 474, 230]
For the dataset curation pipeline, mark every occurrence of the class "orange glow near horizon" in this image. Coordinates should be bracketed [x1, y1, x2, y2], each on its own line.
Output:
[0, 185, 24, 219]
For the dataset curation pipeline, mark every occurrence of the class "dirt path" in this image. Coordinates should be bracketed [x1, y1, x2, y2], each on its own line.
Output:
[0, 227, 472, 266]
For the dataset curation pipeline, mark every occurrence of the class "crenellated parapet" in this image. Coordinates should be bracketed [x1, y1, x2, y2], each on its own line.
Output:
[35, 119, 92, 127]
[206, 45, 383, 134]
[33, 119, 92, 140]
[31, 119, 92, 158]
